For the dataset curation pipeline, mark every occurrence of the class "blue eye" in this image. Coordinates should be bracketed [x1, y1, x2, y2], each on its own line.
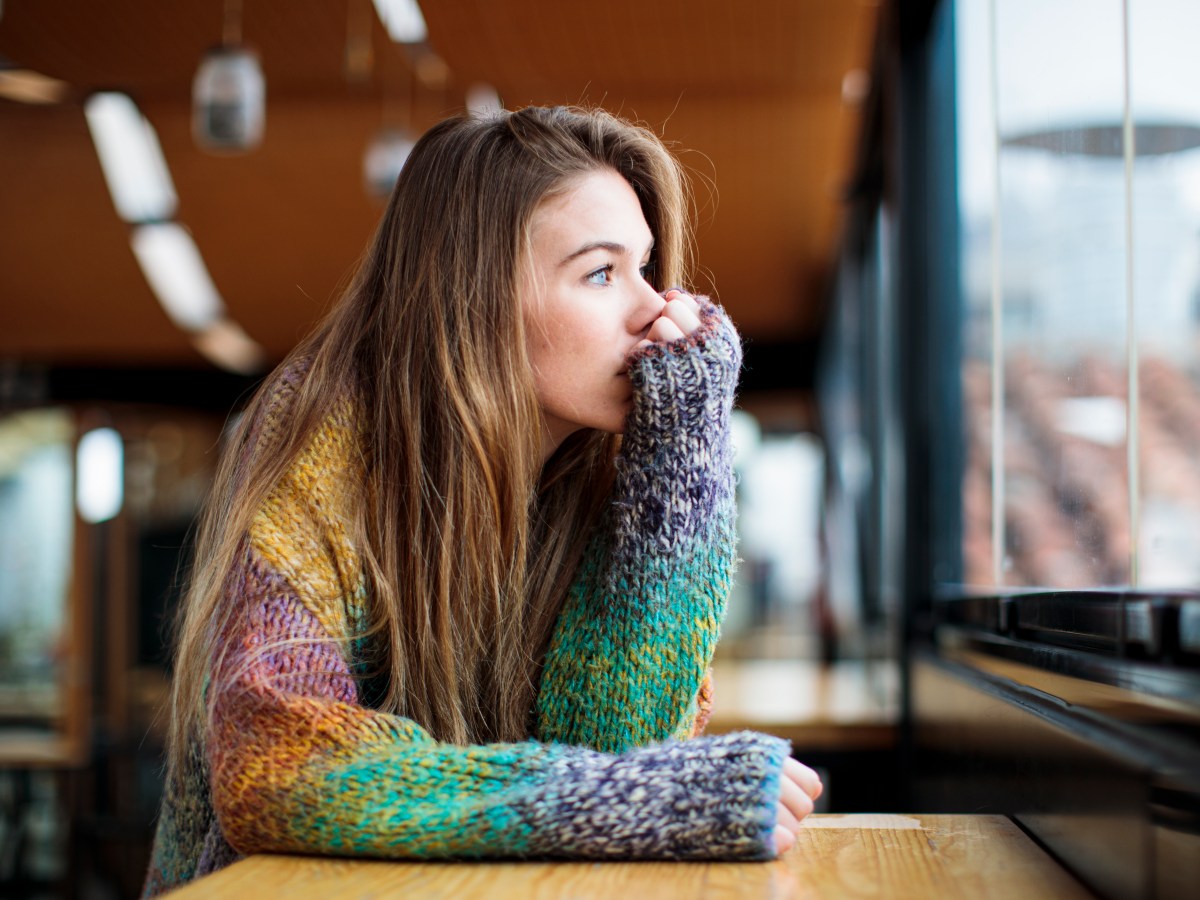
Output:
[640, 261, 655, 282]
[586, 264, 614, 286]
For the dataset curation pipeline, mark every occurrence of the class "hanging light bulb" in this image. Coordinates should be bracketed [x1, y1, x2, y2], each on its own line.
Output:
[193, 0, 265, 152]
[76, 427, 124, 524]
[193, 45, 264, 152]
[466, 83, 502, 118]
[363, 127, 416, 198]
[371, 0, 427, 44]
[364, 25, 423, 200]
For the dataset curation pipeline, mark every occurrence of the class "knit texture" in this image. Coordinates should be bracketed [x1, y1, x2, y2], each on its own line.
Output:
[141, 303, 788, 897]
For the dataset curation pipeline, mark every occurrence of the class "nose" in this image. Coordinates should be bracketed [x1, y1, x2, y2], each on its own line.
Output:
[628, 279, 667, 335]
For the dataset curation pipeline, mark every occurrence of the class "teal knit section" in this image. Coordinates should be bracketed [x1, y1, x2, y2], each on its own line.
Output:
[537, 528, 734, 752]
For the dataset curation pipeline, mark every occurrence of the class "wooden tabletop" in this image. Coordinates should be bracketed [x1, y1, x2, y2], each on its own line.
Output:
[706, 660, 899, 749]
[166, 814, 1091, 899]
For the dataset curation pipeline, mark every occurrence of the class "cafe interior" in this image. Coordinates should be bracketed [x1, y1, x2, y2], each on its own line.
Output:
[1, 1, 1198, 897]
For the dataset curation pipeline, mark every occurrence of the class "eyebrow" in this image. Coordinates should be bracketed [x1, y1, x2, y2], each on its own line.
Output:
[558, 238, 655, 268]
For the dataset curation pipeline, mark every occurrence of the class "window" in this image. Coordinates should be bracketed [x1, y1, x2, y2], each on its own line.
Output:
[957, 0, 1200, 594]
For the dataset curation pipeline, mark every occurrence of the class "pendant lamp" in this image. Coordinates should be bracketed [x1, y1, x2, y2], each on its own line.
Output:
[193, 0, 264, 152]
[363, 126, 416, 198]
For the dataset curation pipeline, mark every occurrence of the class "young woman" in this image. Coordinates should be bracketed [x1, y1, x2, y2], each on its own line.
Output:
[143, 105, 821, 897]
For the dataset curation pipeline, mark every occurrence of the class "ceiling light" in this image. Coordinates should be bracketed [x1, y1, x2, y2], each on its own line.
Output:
[193, 318, 267, 374]
[466, 83, 501, 117]
[841, 70, 870, 106]
[84, 92, 178, 223]
[193, 45, 265, 152]
[130, 223, 224, 331]
[76, 427, 124, 524]
[363, 126, 416, 198]
[0, 69, 69, 104]
[371, 0, 427, 43]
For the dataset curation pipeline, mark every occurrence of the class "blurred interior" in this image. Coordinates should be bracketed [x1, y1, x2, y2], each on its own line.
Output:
[2, 1, 1199, 899]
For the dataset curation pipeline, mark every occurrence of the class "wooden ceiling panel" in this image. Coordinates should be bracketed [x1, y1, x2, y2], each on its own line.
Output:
[0, 103, 198, 362]
[629, 93, 852, 335]
[0, 1, 878, 368]
[0, 0, 369, 100]
[426, 0, 871, 99]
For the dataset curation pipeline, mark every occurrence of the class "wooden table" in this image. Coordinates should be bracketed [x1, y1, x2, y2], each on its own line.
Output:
[707, 660, 899, 749]
[166, 814, 1092, 899]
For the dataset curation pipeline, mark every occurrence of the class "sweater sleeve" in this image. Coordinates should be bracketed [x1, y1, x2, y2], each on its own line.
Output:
[535, 301, 742, 752]
[209, 545, 786, 862]
[206, 401, 786, 863]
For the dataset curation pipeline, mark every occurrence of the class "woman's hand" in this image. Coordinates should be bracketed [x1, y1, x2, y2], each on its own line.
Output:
[773, 758, 823, 855]
[636, 288, 703, 351]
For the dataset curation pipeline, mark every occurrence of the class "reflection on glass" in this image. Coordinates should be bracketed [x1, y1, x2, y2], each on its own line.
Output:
[0, 409, 74, 718]
[1139, 355, 1200, 585]
[956, 0, 1200, 590]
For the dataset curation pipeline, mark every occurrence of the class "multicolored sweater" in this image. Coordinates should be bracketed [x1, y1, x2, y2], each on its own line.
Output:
[142, 303, 789, 896]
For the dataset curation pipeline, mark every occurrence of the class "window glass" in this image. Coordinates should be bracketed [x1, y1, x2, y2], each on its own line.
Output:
[955, 0, 1200, 590]
[0, 409, 74, 721]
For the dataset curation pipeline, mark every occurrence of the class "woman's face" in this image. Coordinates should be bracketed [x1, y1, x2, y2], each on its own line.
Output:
[522, 168, 666, 459]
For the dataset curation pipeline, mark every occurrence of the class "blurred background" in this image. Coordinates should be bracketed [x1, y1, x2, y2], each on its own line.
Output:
[2, 1, 1199, 898]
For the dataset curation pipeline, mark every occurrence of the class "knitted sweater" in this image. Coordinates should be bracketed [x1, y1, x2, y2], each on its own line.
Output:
[142, 303, 789, 896]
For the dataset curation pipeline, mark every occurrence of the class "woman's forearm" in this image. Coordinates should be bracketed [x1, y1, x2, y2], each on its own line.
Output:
[536, 304, 742, 752]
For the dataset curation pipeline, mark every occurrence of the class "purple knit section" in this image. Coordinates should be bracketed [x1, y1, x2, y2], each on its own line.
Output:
[216, 546, 358, 705]
[194, 820, 240, 878]
[513, 731, 787, 860]
[614, 301, 741, 562]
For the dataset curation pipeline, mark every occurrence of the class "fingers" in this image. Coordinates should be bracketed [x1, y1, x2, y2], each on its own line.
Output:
[776, 799, 800, 833]
[779, 769, 814, 825]
[662, 289, 702, 335]
[664, 288, 702, 314]
[784, 757, 823, 802]
[646, 315, 685, 344]
[634, 289, 706, 353]
[773, 759, 822, 856]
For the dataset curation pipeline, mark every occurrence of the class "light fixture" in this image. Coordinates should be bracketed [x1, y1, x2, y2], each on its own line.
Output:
[364, 37, 422, 200]
[84, 92, 178, 223]
[363, 126, 417, 198]
[466, 83, 501, 117]
[841, 70, 870, 106]
[0, 68, 69, 105]
[76, 427, 124, 524]
[193, 45, 265, 152]
[193, 318, 266, 375]
[130, 223, 224, 331]
[193, 0, 265, 152]
[371, 0, 427, 44]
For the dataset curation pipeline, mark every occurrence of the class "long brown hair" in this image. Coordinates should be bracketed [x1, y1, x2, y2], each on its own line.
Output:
[167, 106, 692, 776]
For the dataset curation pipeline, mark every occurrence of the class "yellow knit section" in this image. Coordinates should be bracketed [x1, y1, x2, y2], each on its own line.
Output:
[249, 400, 366, 638]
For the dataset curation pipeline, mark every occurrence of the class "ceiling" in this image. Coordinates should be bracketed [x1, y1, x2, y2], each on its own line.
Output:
[0, 0, 878, 370]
